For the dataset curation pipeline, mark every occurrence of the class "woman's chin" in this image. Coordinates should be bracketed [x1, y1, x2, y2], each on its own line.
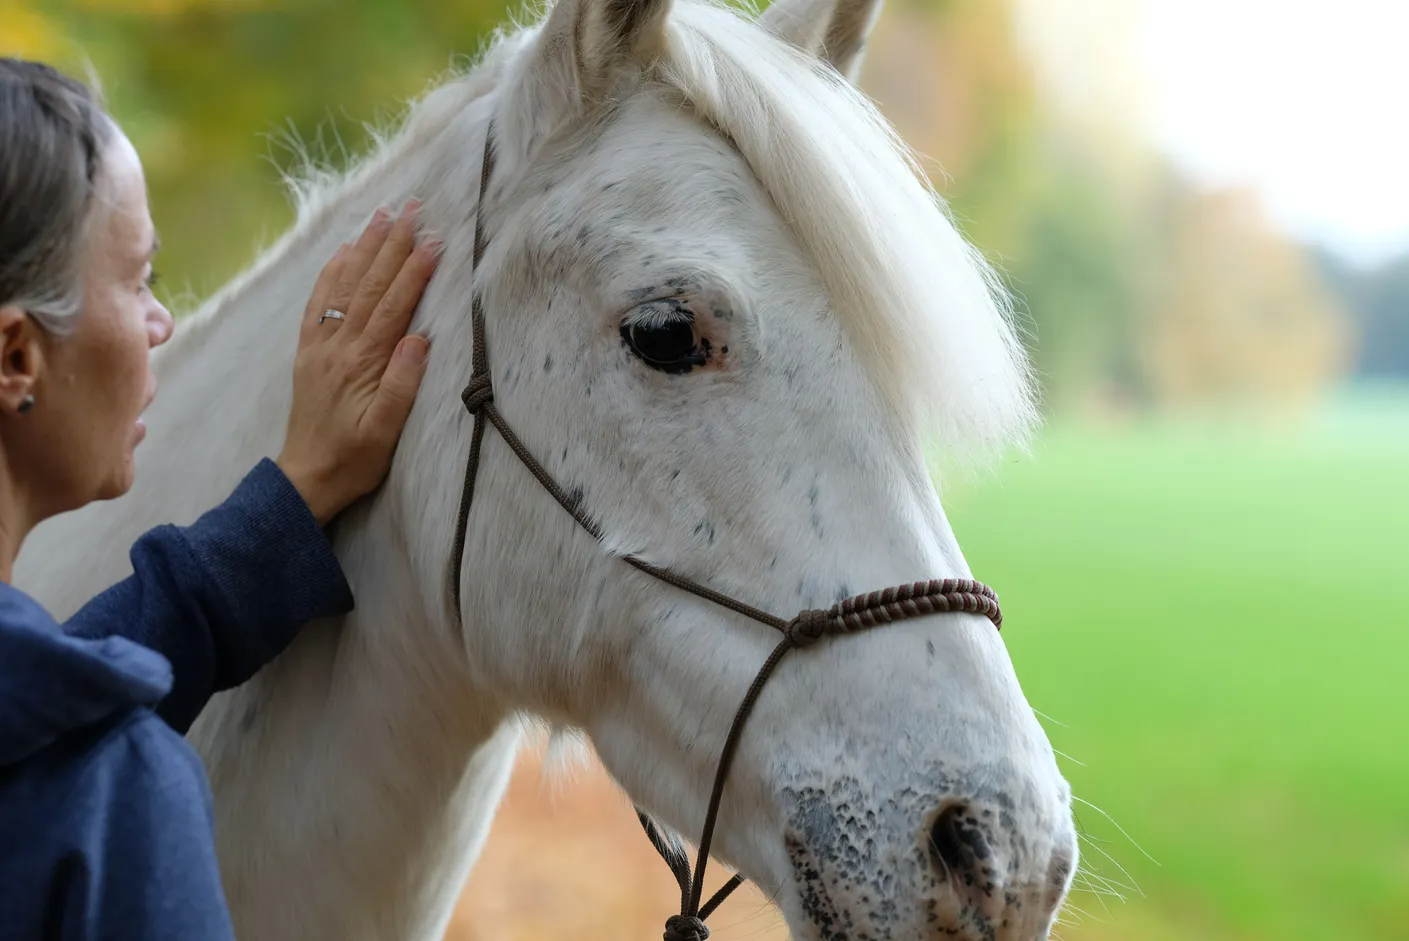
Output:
[96, 449, 139, 503]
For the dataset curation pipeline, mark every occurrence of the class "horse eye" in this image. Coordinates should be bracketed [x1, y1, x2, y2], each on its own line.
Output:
[620, 311, 707, 374]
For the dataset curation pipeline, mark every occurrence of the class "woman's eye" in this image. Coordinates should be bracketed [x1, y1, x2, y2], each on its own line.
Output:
[142, 270, 161, 292]
[621, 311, 707, 373]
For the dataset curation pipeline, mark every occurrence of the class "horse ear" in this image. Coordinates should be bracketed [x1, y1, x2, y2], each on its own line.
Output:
[537, 0, 674, 104]
[758, 0, 883, 83]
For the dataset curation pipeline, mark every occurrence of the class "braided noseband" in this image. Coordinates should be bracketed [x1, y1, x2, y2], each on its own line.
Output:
[448, 123, 1002, 940]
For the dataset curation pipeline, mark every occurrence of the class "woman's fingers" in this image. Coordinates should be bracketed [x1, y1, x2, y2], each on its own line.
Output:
[345, 201, 421, 335]
[300, 243, 349, 344]
[360, 236, 441, 355]
[323, 206, 396, 324]
[363, 335, 431, 446]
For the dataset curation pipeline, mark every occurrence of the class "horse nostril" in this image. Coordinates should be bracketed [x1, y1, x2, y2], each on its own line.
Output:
[927, 802, 992, 886]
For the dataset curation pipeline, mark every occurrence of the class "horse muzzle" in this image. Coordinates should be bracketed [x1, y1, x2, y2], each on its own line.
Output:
[780, 769, 1078, 941]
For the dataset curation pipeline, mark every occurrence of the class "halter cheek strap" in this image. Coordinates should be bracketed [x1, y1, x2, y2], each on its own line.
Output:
[448, 122, 1002, 941]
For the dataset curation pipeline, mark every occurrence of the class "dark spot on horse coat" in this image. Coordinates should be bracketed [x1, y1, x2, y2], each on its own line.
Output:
[240, 703, 259, 735]
[807, 483, 825, 537]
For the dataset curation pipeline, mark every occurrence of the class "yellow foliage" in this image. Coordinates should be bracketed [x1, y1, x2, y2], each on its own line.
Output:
[74, 0, 265, 15]
[0, 2, 62, 58]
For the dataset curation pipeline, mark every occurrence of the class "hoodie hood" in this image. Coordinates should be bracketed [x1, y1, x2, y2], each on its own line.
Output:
[0, 583, 171, 766]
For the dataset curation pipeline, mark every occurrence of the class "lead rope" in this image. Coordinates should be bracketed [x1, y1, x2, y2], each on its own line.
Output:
[448, 123, 1003, 941]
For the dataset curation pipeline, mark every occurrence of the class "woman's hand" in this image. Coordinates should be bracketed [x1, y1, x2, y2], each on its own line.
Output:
[276, 201, 441, 526]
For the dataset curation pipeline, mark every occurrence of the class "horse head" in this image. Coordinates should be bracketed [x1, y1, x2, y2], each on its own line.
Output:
[400, 0, 1078, 936]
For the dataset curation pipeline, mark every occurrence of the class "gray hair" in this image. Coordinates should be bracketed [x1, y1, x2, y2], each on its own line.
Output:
[0, 58, 114, 333]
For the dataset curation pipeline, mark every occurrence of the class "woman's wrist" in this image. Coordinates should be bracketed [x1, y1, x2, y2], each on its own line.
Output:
[273, 454, 341, 527]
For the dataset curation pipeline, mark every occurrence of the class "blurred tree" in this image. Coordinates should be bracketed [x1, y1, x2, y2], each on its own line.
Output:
[1317, 250, 1409, 380]
[862, 0, 1147, 410]
[1138, 185, 1353, 412]
[0, 1, 62, 58]
[861, 0, 1354, 415]
[5, 0, 507, 301]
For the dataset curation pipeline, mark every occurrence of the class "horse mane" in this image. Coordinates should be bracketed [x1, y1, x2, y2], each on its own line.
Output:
[162, 0, 1036, 459]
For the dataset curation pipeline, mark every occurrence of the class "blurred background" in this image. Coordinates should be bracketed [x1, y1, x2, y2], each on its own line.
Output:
[5, 1, 1406, 939]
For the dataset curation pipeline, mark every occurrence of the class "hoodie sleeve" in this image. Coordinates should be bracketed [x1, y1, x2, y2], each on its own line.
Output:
[62, 458, 354, 734]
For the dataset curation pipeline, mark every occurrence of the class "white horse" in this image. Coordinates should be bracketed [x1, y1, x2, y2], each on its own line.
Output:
[16, 0, 1077, 937]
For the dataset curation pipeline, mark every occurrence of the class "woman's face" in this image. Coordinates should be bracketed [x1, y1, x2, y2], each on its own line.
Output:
[27, 129, 174, 510]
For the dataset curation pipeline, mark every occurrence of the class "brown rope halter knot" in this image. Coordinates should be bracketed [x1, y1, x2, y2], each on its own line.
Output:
[448, 122, 1003, 941]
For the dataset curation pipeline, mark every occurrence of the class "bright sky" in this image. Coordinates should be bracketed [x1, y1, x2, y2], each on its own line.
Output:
[1135, 0, 1409, 265]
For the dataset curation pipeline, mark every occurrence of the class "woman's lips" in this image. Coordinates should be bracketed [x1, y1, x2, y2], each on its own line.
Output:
[135, 384, 155, 443]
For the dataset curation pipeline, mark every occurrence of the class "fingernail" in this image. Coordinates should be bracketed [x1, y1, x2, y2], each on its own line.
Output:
[397, 336, 429, 364]
[372, 206, 392, 224]
[421, 236, 444, 259]
[402, 197, 422, 217]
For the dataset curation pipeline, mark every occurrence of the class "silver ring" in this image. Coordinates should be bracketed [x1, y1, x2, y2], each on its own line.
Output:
[318, 309, 346, 325]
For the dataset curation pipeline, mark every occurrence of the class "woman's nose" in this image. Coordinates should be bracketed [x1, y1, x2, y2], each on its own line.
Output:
[148, 302, 174, 347]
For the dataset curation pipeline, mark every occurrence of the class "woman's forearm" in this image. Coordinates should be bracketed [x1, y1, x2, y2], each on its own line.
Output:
[61, 459, 353, 733]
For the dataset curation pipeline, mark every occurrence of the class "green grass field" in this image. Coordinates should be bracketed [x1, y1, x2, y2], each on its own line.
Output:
[937, 394, 1409, 941]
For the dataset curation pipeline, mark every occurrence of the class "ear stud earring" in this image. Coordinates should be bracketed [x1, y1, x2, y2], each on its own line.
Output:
[17, 394, 35, 415]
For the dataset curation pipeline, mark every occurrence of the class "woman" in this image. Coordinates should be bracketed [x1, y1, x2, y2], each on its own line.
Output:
[0, 58, 439, 938]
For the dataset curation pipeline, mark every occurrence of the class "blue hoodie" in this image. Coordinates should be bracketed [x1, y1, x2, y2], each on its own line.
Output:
[0, 458, 354, 940]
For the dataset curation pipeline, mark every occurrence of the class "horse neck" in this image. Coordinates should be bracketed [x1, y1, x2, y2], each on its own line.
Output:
[184, 128, 526, 940]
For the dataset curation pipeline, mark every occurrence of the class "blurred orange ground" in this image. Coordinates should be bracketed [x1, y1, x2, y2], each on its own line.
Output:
[444, 735, 788, 941]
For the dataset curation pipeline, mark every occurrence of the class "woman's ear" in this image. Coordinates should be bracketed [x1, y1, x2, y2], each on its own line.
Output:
[0, 306, 46, 416]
